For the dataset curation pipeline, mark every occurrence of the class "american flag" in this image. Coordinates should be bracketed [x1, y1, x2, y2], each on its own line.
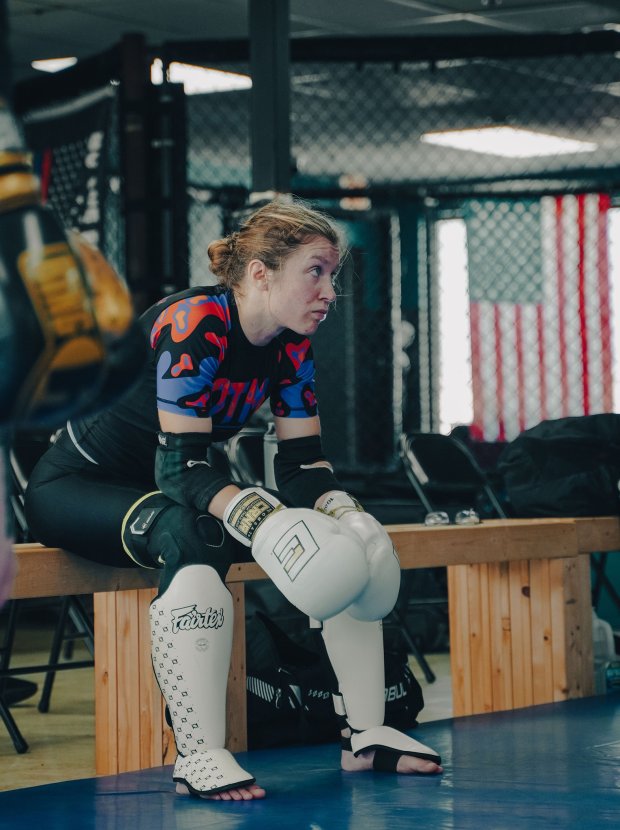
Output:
[465, 194, 613, 442]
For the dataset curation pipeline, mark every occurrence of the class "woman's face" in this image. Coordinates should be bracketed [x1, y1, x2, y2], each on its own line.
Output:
[266, 236, 339, 336]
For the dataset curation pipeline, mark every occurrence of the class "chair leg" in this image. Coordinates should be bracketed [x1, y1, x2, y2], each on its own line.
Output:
[38, 596, 94, 713]
[390, 605, 437, 684]
[0, 693, 28, 753]
[38, 597, 71, 713]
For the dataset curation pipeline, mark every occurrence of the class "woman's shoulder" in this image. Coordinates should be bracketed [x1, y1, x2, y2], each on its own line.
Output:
[143, 286, 233, 338]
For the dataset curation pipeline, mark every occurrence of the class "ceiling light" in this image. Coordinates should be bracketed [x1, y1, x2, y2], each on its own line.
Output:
[31, 57, 78, 73]
[420, 126, 597, 158]
[151, 59, 252, 95]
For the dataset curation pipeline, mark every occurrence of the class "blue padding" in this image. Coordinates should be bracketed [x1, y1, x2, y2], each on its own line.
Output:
[1, 695, 618, 829]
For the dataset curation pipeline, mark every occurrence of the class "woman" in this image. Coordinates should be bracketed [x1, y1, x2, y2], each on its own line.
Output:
[25, 199, 442, 801]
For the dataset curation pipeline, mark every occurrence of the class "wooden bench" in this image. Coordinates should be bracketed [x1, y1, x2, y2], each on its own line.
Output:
[9, 515, 620, 775]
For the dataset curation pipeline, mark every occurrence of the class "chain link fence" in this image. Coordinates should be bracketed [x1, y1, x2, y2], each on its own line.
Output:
[183, 45, 620, 470]
[24, 41, 620, 473]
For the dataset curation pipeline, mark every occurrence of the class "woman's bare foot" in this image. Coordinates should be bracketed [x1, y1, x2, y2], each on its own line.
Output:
[176, 782, 267, 801]
[341, 748, 443, 775]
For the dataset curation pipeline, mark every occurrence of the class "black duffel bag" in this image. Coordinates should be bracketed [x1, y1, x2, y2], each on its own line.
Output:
[245, 611, 425, 750]
[498, 414, 620, 517]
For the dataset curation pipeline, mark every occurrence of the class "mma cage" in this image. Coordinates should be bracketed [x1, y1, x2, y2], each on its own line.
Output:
[14, 30, 620, 480]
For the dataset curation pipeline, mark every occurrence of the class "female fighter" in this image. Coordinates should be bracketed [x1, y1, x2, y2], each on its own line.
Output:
[25, 198, 442, 801]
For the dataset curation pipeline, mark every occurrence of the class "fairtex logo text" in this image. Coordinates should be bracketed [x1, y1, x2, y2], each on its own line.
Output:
[171, 604, 225, 633]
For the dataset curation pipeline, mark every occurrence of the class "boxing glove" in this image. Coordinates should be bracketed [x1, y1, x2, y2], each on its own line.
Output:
[223, 487, 370, 620]
[317, 491, 401, 621]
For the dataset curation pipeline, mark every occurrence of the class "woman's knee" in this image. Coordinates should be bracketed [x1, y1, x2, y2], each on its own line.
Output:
[122, 493, 237, 584]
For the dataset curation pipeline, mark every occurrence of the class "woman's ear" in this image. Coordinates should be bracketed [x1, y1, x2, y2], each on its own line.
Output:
[247, 259, 270, 290]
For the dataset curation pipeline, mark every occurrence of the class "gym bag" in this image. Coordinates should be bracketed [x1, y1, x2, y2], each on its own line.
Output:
[498, 414, 620, 518]
[245, 611, 425, 750]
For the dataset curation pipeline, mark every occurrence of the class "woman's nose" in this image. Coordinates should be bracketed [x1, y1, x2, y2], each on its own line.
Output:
[320, 275, 337, 302]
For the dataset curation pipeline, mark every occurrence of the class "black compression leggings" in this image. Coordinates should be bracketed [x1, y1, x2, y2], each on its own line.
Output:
[23, 432, 248, 582]
[25, 449, 149, 568]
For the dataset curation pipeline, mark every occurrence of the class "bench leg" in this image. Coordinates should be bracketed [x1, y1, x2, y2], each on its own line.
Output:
[448, 554, 594, 717]
[225, 582, 248, 752]
[94, 588, 174, 775]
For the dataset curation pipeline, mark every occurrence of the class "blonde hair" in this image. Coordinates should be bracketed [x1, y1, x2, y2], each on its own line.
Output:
[208, 198, 343, 289]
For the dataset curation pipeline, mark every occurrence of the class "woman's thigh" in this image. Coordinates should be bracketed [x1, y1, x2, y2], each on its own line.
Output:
[25, 454, 151, 567]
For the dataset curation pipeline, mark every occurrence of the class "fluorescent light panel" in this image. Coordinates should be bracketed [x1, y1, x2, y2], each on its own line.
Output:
[31, 57, 78, 73]
[421, 126, 597, 158]
[151, 59, 252, 94]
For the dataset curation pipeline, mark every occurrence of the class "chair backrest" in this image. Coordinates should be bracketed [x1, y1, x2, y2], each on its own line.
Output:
[8, 430, 54, 541]
[399, 431, 508, 518]
[225, 425, 268, 487]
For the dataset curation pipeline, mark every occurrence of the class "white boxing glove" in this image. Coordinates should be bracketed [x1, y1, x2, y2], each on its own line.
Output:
[223, 488, 370, 621]
[317, 491, 401, 621]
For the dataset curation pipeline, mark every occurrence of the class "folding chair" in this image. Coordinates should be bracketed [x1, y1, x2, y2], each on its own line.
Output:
[388, 432, 510, 684]
[1, 430, 94, 753]
[399, 431, 509, 520]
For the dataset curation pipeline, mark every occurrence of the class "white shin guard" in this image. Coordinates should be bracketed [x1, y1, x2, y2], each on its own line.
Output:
[320, 611, 441, 767]
[150, 564, 255, 794]
[320, 610, 385, 732]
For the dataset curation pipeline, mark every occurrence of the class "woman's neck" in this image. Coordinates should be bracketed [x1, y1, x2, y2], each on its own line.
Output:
[234, 291, 283, 346]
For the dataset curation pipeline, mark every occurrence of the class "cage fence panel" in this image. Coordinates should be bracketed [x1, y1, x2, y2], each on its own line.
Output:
[288, 52, 620, 190]
[21, 86, 123, 273]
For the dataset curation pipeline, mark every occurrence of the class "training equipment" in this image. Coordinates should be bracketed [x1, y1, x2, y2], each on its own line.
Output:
[320, 609, 385, 730]
[319, 610, 441, 766]
[223, 487, 370, 620]
[150, 563, 255, 795]
[0, 99, 144, 427]
[317, 490, 401, 621]
[155, 431, 235, 513]
[67, 231, 147, 407]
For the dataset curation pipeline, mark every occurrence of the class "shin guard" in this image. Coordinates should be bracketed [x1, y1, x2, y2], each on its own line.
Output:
[150, 564, 255, 794]
[320, 611, 385, 732]
[320, 611, 441, 766]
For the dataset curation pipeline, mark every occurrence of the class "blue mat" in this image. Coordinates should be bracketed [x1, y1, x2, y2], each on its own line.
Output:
[1, 695, 618, 829]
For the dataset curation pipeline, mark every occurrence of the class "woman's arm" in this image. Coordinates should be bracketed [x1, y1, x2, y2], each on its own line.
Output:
[157, 409, 240, 519]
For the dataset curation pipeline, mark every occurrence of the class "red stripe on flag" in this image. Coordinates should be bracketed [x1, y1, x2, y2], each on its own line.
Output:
[577, 194, 589, 413]
[536, 303, 548, 421]
[514, 304, 526, 433]
[493, 304, 505, 441]
[469, 302, 484, 441]
[597, 193, 613, 411]
[555, 196, 570, 416]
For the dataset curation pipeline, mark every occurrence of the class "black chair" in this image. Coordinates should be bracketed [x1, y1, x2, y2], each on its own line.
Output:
[389, 431, 511, 684]
[224, 425, 269, 487]
[0, 430, 94, 753]
[399, 431, 509, 521]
